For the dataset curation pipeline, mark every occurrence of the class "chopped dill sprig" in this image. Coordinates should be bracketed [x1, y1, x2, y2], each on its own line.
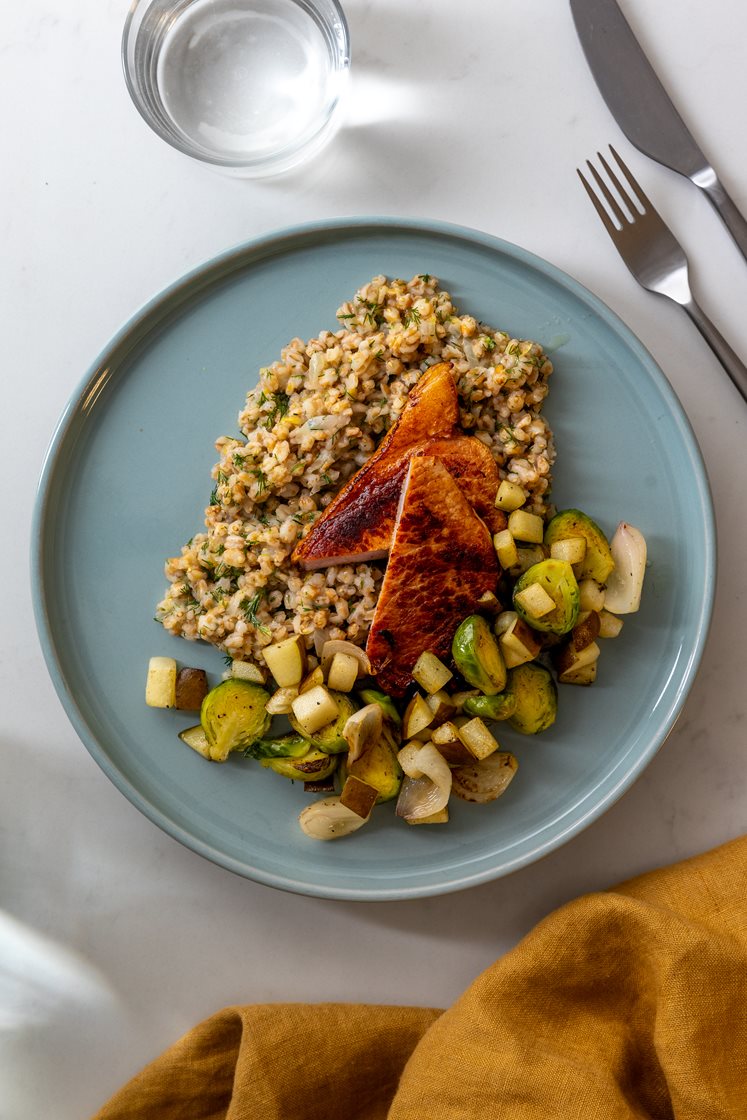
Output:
[209, 486, 219, 506]
[222, 653, 234, 667]
[321, 472, 333, 485]
[240, 590, 270, 634]
[481, 335, 497, 351]
[252, 468, 268, 494]
[357, 297, 385, 326]
[419, 273, 432, 282]
[403, 307, 421, 328]
[213, 563, 243, 582]
[264, 390, 290, 429]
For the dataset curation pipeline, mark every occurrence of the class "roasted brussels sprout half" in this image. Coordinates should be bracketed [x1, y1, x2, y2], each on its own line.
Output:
[506, 662, 558, 735]
[346, 726, 403, 803]
[244, 733, 311, 760]
[357, 688, 401, 726]
[544, 509, 614, 584]
[199, 679, 271, 762]
[512, 559, 580, 635]
[289, 691, 359, 754]
[262, 747, 338, 782]
[452, 615, 507, 695]
[462, 692, 517, 722]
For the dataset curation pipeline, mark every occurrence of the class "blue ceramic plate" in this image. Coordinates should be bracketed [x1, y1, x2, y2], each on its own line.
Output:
[32, 218, 715, 900]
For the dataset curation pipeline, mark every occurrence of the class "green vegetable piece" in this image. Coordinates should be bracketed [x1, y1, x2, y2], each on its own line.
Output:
[544, 509, 615, 584]
[289, 691, 359, 754]
[358, 688, 402, 726]
[513, 559, 580, 635]
[200, 679, 271, 762]
[178, 724, 210, 758]
[346, 725, 403, 803]
[244, 733, 311, 760]
[452, 615, 507, 696]
[262, 747, 338, 782]
[462, 692, 517, 722]
[506, 663, 558, 735]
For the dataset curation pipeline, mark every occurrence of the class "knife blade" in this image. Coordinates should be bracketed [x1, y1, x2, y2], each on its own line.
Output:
[570, 0, 747, 263]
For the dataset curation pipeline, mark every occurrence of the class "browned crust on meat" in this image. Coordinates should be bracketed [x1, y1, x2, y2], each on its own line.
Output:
[366, 457, 498, 696]
[292, 362, 458, 568]
[419, 436, 507, 536]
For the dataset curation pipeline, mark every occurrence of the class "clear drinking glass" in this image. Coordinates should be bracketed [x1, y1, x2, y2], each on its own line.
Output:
[122, 0, 350, 177]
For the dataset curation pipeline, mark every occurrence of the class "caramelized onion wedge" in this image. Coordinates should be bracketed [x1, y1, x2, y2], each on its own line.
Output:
[452, 752, 518, 804]
[298, 797, 368, 841]
[603, 522, 647, 614]
[343, 703, 383, 764]
[395, 743, 452, 819]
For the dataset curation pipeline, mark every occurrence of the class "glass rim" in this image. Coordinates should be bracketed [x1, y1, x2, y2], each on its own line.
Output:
[121, 0, 351, 173]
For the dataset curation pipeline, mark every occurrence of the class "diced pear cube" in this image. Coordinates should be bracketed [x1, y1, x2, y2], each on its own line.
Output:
[578, 578, 605, 612]
[339, 775, 379, 819]
[403, 694, 434, 740]
[261, 635, 308, 687]
[327, 652, 359, 692]
[425, 689, 457, 727]
[514, 582, 556, 618]
[457, 717, 500, 761]
[291, 685, 339, 735]
[230, 660, 266, 684]
[494, 479, 527, 511]
[412, 651, 453, 693]
[145, 656, 177, 708]
[598, 609, 624, 638]
[549, 536, 587, 565]
[556, 641, 601, 684]
[406, 807, 449, 825]
[493, 528, 519, 569]
[498, 616, 542, 668]
[507, 509, 544, 544]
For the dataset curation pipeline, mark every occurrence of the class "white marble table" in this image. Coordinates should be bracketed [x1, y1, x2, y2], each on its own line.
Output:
[4, 1, 746, 1115]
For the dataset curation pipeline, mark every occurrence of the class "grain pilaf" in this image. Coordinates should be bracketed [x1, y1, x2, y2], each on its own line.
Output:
[156, 274, 555, 664]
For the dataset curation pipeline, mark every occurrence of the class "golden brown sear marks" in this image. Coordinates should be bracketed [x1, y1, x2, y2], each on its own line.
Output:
[366, 457, 498, 696]
[419, 436, 507, 536]
[292, 362, 458, 569]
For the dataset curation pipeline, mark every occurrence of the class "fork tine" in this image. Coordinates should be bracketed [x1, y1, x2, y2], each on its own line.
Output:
[588, 154, 629, 226]
[577, 167, 618, 237]
[609, 144, 652, 213]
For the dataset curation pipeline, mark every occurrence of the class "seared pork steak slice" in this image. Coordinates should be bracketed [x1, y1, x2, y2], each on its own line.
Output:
[366, 456, 498, 696]
[293, 362, 458, 569]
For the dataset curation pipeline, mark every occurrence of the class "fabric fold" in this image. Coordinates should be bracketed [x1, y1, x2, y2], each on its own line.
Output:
[93, 836, 747, 1120]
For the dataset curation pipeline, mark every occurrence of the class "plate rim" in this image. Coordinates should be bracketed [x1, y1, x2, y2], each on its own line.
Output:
[31, 215, 716, 900]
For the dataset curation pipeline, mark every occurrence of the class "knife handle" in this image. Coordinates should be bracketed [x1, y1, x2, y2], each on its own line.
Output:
[692, 166, 747, 264]
[683, 297, 747, 404]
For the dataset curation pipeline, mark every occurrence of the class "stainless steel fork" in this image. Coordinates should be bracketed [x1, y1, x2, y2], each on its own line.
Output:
[578, 146, 747, 404]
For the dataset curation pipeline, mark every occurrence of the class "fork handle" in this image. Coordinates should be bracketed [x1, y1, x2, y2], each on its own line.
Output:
[683, 298, 747, 404]
[693, 169, 747, 264]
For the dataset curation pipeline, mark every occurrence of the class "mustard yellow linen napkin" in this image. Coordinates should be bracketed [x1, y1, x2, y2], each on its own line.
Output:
[93, 836, 747, 1120]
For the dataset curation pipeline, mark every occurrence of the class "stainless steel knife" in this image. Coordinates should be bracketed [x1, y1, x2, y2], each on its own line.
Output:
[570, 0, 747, 263]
